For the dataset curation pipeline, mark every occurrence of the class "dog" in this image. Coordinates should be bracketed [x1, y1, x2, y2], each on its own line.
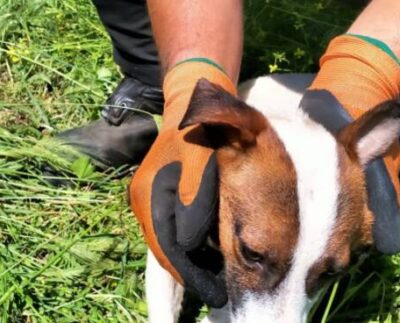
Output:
[145, 73, 400, 323]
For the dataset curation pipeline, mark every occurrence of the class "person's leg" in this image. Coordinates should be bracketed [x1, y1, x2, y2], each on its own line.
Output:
[91, 0, 161, 87]
[55, 0, 164, 174]
[92, 0, 164, 125]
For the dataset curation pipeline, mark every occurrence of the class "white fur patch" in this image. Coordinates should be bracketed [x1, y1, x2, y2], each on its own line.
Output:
[145, 250, 184, 323]
[357, 118, 400, 166]
[233, 76, 340, 323]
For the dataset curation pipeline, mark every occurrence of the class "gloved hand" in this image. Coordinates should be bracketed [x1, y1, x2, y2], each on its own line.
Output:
[300, 34, 400, 253]
[129, 60, 236, 307]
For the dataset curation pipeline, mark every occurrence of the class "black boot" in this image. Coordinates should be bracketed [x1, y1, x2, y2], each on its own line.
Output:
[56, 76, 163, 172]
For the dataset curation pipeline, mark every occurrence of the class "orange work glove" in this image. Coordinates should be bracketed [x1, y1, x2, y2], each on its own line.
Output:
[129, 60, 236, 307]
[300, 34, 400, 253]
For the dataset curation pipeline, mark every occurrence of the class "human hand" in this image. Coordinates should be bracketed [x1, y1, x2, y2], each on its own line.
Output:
[129, 60, 236, 307]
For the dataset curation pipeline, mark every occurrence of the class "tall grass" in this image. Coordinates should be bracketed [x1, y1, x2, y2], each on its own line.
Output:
[0, 0, 399, 321]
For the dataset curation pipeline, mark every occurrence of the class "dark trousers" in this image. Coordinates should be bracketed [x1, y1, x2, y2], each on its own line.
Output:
[92, 0, 162, 87]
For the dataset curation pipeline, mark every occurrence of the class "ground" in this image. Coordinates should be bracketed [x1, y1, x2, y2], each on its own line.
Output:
[0, 0, 399, 322]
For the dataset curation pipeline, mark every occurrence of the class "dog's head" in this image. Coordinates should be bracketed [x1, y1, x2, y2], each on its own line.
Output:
[180, 78, 400, 322]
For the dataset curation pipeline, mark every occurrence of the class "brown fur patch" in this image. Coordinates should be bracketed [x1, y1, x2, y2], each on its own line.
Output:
[180, 78, 267, 147]
[218, 122, 299, 294]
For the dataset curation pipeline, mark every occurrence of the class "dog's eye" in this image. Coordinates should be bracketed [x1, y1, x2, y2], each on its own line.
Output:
[321, 266, 345, 279]
[240, 243, 264, 263]
[323, 269, 341, 277]
[308, 267, 345, 297]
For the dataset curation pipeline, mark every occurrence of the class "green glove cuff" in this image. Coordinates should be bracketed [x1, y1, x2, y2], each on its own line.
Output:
[347, 33, 400, 65]
[174, 57, 227, 75]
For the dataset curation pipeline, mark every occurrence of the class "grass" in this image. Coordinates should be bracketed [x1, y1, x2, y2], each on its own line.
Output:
[0, 0, 399, 322]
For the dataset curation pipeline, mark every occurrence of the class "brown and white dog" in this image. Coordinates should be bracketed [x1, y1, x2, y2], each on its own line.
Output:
[145, 74, 400, 323]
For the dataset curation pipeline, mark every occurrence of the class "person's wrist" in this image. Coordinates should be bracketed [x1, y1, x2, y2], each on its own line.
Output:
[162, 59, 237, 129]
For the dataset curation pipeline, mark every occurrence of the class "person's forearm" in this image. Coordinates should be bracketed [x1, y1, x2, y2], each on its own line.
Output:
[348, 0, 400, 56]
[147, 0, 243, 83]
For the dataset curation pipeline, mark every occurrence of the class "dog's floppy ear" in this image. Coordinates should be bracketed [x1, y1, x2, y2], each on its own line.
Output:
[179, 78, 267, 149]
[339, 99, 400, 254]
[338, 100, 400, 167]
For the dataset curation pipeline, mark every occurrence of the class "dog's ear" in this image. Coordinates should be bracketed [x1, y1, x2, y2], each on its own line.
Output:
[179, 78, 267, 149]
[338, 100, 400, 254]
[338, 100, 400, 167]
